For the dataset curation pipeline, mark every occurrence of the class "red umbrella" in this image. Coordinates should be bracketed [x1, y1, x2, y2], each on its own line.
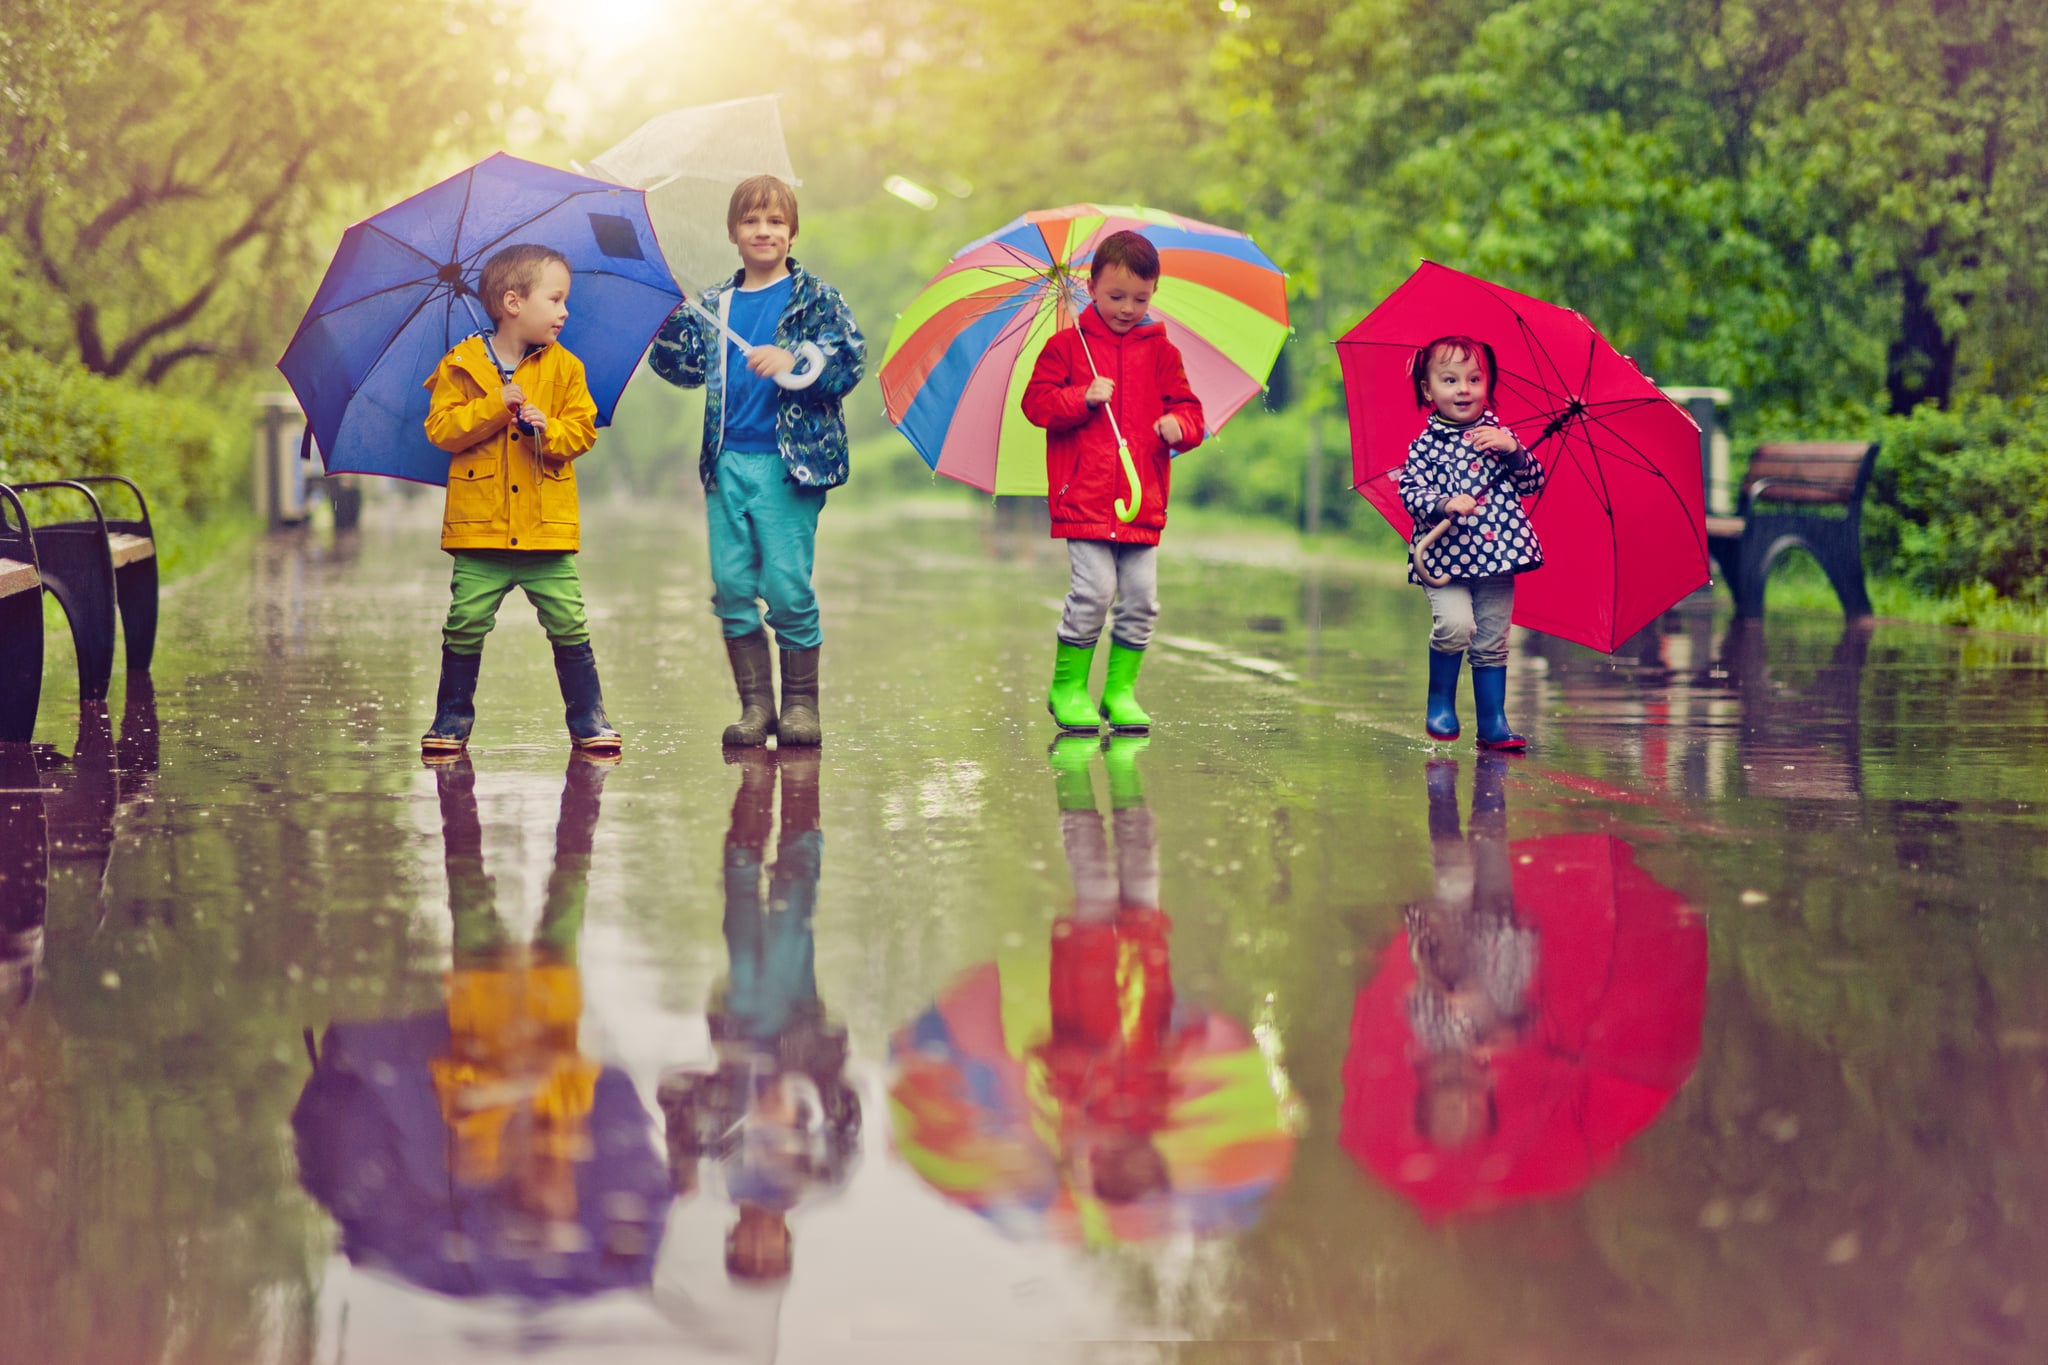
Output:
[1339, 834, 1706, 1218]
[1338, 262, 1709, 653]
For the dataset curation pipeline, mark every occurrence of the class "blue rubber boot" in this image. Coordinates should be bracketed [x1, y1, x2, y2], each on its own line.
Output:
[1047, 639, 1102, 733]
[1425, 649, 1462, 742]
[1471, 665, 1526, 752]
[421, 647, 482, 759]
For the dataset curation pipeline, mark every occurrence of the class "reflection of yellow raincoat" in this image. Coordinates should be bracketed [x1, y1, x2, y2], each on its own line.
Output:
[429, 954, 601, 1186]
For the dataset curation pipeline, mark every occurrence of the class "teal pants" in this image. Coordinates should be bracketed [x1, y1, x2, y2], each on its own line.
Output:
[442, 550, 589, 655]
[707, 450, 825, 649]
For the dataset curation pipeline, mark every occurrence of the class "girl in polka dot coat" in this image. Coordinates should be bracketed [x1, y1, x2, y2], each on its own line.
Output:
[1397, 337, 1547, 751]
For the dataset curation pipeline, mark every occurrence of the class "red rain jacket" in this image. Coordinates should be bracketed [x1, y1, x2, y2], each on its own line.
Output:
[1038, 907, 1177, 1132]
[1022, 306, 1205, 544]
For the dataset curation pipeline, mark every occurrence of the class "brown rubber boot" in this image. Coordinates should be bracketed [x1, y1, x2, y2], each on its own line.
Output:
[778, 645, 821, 747]
[722, 630, 778, 747]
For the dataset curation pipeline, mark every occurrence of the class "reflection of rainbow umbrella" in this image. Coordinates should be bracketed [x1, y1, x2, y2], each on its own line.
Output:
[879, 205, 1288, 495]
[1341, 834, 1706, 1219]
[889, 956, 1294, 1245]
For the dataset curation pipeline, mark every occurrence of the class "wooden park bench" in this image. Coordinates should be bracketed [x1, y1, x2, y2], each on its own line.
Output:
[1705, 442, 1880, 620]
[7, 476, 159, 706]
[0, 485, 44, 742]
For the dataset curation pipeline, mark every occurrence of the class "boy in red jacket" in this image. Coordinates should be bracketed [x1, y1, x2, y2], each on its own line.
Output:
[1022, 231, 1205, 733]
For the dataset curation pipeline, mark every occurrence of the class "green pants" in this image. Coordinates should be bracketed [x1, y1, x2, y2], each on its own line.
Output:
[442, 550, 589, 655]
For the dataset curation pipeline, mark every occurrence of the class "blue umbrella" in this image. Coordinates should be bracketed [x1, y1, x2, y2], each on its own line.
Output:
[292, 1012, 672, 1301]
[278, 153, 681, 485]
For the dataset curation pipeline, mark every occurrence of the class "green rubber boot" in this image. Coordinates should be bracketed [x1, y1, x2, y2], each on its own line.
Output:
[1047, 639, 1102, 733]
[1098, 641, 1152, 732]
[1100, 733, 1150, 808]
[1046, 735, 1100, 811]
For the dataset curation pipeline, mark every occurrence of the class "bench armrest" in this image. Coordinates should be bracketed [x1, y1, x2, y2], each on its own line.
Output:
[63, 474, 153, 535]
[0, 484, 30, 549]
[9, 479, 110, 535]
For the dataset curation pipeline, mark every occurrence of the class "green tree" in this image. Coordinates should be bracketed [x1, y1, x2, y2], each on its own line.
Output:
[2, 0, 528, 386]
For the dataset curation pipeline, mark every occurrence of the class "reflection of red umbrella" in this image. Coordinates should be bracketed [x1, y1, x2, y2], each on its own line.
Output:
[1338, 262, 1708, 653]
[1340, 834, 1705, 1218]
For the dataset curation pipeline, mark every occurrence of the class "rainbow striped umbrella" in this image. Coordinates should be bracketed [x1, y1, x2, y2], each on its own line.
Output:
[879, 204, 1290, 495]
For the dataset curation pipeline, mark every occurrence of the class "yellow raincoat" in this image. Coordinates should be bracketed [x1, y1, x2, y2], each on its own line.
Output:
[425, 336, 598, 553]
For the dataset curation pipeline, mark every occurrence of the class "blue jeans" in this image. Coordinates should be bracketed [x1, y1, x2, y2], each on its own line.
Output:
[707, 450, 826, 649]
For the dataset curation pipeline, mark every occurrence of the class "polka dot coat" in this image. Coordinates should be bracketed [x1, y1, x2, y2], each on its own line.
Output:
[1397, 410, 1548, 585]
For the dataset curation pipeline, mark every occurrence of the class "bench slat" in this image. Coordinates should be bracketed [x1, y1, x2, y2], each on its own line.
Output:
[0, 556, 39, 598]
[1703, 515, 1745, 539]
[108, 532, 155, 567]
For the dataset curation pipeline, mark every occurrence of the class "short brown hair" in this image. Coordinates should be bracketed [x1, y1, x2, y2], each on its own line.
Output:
[478, 244, 570, 324]
[1090, 230, 1160, 283]
[727, 175, 800, 238]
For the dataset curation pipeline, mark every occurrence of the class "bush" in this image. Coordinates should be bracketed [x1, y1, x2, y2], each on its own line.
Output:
[0, 347, 250, 576]
[1862, 389, 2048, 604]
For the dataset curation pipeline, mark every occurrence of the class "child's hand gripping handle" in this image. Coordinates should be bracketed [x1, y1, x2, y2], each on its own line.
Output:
[1075, 329, 1143, 524]
[684, 296, 826, 391]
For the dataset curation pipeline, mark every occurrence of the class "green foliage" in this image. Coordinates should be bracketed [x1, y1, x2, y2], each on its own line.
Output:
[1862, 388, 2048, 604]
[2, 0, 530, 387]
[0, 347, 251, 575]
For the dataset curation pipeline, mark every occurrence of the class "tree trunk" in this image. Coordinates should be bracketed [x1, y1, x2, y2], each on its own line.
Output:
[1886, 244, 1956, 415]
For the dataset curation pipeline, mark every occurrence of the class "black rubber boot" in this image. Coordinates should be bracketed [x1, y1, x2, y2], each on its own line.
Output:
[778, 645, 821, 747]
[552, 641, 623, 756]
[723, 629, 778, 747]
[421, 647, 482, 759]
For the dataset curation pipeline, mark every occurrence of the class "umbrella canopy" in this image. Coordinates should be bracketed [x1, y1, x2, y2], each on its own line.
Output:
[1338, 262, 1708, 652]
[1340, 834, 1706, 1218]
[880, 205, 1289, 495]
[583, 95, 799, 292]
[293, 1010, 672, 1300]
[278, 153, 681, 485]
[889, 956, 1294, 1244]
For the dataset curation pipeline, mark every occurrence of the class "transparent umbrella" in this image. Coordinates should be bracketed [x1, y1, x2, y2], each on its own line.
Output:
[583, 95, 822, 389]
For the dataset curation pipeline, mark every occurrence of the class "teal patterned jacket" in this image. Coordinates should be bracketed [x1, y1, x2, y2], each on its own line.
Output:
[647, 258, 866, 491]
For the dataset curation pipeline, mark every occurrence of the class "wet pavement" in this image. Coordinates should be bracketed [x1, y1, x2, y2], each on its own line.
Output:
[3, 496, 2046, 1364]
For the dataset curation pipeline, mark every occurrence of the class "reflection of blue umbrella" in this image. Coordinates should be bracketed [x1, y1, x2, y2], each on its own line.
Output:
[292, 1012, 672, 1301]
[278, 153, 681, 484]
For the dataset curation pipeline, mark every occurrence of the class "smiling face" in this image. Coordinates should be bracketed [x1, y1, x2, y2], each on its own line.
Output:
[730, 203, 794, 275]
[1088, 261, 1155, 334]
[502, 260, 571, 349]
[1420, 345, 1491, 425]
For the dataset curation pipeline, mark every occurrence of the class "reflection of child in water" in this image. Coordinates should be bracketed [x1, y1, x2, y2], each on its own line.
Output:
[658, 751, 859, 1283]
[1040, 735, 1181, 1206]
[428, 755, 610, 1238]
[1406, 754, 1539, 1149]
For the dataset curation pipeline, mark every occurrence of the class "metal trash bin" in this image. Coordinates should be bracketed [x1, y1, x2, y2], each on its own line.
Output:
[254, 392, 311, 528]
[1660, 386, 1733, 516]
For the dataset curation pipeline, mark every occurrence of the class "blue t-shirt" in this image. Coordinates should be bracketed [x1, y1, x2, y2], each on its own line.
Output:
[722, 275, 795, 454]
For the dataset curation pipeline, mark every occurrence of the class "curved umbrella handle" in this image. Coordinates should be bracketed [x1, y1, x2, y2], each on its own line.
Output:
[1114, 441, 1143, 524]
[773, 340, 828, 392]
[1412, 516, 1456, 588]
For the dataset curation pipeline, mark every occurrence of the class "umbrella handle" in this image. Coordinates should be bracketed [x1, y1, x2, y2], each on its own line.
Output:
[684, 297, 827, 391]
[1413, 516, 1455, 588]
[1114, 441, 1143, 523]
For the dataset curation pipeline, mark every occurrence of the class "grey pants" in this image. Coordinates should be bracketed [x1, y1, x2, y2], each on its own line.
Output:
[1060, 806, 1161, 921]
[1425, 575, 1515, 668]
[1059, 540, 1159, 649]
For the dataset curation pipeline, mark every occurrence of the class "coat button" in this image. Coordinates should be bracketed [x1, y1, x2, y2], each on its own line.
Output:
[511, 430, 521, 440]
[510, 537, 518, 546]
[512, 485, 519, 492]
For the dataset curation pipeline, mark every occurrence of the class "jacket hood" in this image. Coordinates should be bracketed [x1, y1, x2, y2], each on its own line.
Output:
[1076, 304, 1166, 345]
